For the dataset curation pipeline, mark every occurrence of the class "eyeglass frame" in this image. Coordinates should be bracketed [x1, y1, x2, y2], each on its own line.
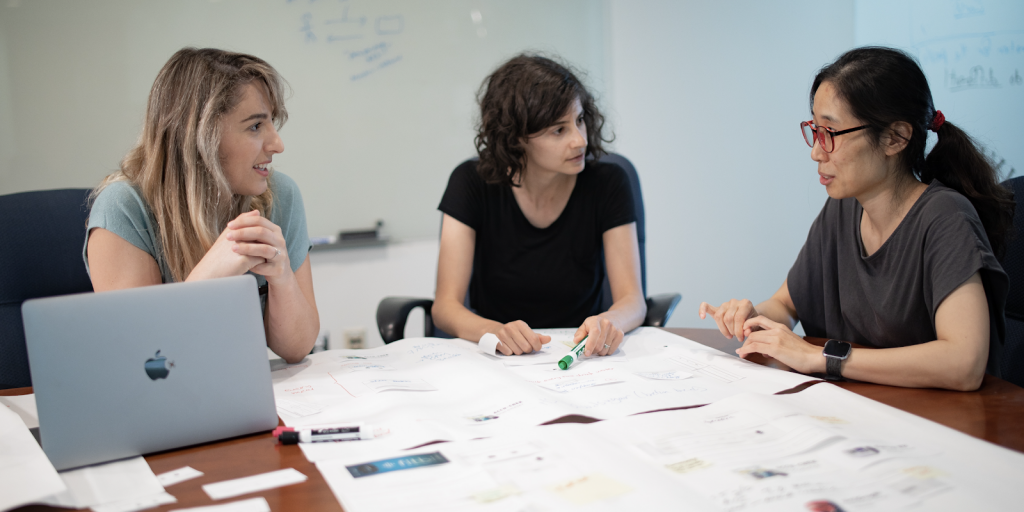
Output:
[800, 120, 869, 153]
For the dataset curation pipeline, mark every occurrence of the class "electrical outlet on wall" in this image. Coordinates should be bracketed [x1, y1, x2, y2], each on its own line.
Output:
[343, 328, 366, 350]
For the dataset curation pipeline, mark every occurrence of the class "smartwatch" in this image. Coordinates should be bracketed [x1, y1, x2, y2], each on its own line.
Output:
[822, 339, 852, 380]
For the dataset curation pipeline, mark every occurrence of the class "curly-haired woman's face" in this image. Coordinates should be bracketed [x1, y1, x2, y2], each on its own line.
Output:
[219, 83, 284, 196]
[522, 98, 587, 177]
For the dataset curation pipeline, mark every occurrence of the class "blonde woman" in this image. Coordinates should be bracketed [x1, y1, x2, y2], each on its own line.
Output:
[85, 48, 318, 363]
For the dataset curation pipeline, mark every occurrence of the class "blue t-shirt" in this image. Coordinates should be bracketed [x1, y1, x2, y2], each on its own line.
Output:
[83, 172, 311, 287]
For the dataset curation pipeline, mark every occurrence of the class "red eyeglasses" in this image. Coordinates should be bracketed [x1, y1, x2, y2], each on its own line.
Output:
[800, 120, 868, 153]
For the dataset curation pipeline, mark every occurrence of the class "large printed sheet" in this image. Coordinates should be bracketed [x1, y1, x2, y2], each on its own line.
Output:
[589, 383, 1024, 511]
[270, 328, 819, 459]
[313, 384, 1024, 512]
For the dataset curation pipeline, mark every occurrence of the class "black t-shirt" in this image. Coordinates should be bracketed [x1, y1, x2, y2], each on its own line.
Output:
[438, 159, 636, 328]
[788, 181, 1007, 369]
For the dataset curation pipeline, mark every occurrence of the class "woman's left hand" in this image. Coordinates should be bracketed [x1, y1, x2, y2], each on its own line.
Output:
[737, 316, 824, 374]
[226, 210, 291, 284]
[573, 315, 624, 357]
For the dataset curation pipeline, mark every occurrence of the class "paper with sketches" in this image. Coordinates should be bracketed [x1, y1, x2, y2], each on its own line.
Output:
[0, 403, 66, 511]
[589, 384, 1024, 511]
[315, 424, 713, 512]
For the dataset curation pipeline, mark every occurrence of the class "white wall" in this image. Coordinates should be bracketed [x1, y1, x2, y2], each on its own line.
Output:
[310, 239, 438, 349]
[605, 0, 855, 330]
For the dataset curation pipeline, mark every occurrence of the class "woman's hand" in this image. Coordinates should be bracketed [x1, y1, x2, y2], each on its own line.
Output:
[573, 315, 624, 357]
[699, 299, 759, 342]
[187, 210, 290, 283]
[736, 316, 824, 374]
[490, 320, 551, 356]
[226, 210, 291, 284]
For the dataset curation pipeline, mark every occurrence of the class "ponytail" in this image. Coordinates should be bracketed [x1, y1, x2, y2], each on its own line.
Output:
[922, 120, 1014, 259]
[813, 47, 1014, 259]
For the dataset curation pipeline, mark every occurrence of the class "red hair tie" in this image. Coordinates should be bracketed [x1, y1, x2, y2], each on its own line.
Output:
[930, 110, 945, 132]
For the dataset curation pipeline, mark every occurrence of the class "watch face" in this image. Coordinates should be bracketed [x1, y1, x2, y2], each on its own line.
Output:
[823, 340, 852, 358]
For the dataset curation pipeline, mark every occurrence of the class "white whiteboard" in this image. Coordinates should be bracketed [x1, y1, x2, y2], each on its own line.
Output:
[856, 0, 1023, 179]
[0, 0, 607, 240]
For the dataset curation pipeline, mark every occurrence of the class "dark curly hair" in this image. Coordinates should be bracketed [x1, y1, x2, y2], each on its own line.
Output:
[474, 54, 610, 186]
[813, 47, 1014, 258]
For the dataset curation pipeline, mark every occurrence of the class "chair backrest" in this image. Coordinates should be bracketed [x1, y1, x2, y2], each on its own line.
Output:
[0, 188, 94, 389]
[597, 153, 647, 311]
[998, 177, 1024, 387]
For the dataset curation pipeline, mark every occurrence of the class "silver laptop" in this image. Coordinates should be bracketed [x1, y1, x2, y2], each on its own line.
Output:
[23, 275, 278, 470]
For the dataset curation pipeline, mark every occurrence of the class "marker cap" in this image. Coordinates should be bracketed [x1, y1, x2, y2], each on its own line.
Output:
[279, 431, 300, 445]
[558, 356, 572, 370]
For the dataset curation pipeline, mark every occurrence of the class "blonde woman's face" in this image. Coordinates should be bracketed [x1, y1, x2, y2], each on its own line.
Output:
[219, 83, 284, 196]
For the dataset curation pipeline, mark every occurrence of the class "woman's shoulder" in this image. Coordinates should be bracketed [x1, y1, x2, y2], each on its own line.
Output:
[914, 180, 983, 226]
[89, 179, 152, 222]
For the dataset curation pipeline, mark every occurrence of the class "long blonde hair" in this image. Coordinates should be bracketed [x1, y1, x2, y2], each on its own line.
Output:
[92, 48, 289, 282]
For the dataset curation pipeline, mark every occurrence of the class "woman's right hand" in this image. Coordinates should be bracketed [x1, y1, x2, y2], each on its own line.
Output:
[186, 211, 267, 281]
[699, 299, 759, 342]
[490, 320, 552, 356]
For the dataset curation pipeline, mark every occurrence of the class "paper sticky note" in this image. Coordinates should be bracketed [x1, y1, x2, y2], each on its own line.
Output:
[156, 466, 205, 487]
[202, 468, 307, 500]
[547, 473, 632, 505]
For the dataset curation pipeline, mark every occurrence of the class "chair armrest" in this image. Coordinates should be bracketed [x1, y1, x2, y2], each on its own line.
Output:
[376, 297, 435, 344]
[643, 293, 682, 327]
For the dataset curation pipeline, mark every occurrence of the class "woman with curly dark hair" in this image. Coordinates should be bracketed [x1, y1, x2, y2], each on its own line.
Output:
[699, 47, 1013, 390]
[433, 54, 646, 357]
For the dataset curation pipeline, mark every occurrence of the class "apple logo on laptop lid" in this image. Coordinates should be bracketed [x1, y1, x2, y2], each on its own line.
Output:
[144, 350, 174, 380]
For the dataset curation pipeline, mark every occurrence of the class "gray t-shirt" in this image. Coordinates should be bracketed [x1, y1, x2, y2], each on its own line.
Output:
[788, 180, 1007, 371]
[83, 172, 311, 288]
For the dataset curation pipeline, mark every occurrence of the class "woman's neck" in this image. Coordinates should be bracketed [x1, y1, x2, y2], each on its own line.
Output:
[858, 170, 928, 255]
[512, 165, 577, 229]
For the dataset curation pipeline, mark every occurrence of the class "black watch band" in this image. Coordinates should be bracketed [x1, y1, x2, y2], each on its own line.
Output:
[826, 354, 843, 379]
[822, 339, 852, 380]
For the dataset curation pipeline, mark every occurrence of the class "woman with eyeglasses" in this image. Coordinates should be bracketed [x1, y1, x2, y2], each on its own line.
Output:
[85, 48, 319, 363]
[699, 47, 1012, 390]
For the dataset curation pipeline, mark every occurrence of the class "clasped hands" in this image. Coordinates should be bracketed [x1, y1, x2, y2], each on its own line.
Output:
[187, 210, 292, 284]
[489, 315, 624, 358]
[699, 299, 824, 374]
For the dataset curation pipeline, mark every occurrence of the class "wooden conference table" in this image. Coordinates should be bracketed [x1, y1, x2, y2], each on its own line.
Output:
[8, 327, 1024, 512]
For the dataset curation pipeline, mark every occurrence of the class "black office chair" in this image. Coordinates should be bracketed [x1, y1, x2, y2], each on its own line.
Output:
[376, 153, 681, 344]
[0, 189, 94, 389]
[998, 177, 1024, 388]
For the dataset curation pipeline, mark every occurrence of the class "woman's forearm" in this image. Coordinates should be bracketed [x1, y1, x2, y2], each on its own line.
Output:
[432, 297, 503, 342]
[836, 339, 987, 391]
[264, 271, 319, 363]
[599, 293, 647, 333]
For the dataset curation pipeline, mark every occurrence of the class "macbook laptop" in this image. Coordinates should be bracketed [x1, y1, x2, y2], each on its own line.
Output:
[23, 275, 278, 470]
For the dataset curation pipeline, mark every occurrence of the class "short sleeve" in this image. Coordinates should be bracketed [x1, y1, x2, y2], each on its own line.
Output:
[597, 163, 636, 233]
[786, 199, 833, 338]
[268, 172, 310, 274]
[921, 201, 1004, 320]
[83, 180, 169, 281]
[438, 160, 485, 230]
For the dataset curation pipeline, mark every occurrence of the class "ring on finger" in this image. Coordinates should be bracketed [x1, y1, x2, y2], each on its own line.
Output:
[271, 247, 281, 261]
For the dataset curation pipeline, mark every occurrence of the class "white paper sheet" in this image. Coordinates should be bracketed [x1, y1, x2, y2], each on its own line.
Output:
[0, 403, 66, 511]
[315, 423, 715, 512]
[477, 332, 501, 356]
[91, 491, 177, 512]
[157, 466, 205, 487]
[0, 393, 39, 429]
[39, 456, 165, 510]
[170, 497, 270, 512]
[589, 384, 1024, 511]
[202, 468, 308, 500]
[278, 330, 822, 461]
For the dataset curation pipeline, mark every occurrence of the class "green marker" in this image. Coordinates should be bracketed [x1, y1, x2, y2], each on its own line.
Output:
[557, 336, 588, 370]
